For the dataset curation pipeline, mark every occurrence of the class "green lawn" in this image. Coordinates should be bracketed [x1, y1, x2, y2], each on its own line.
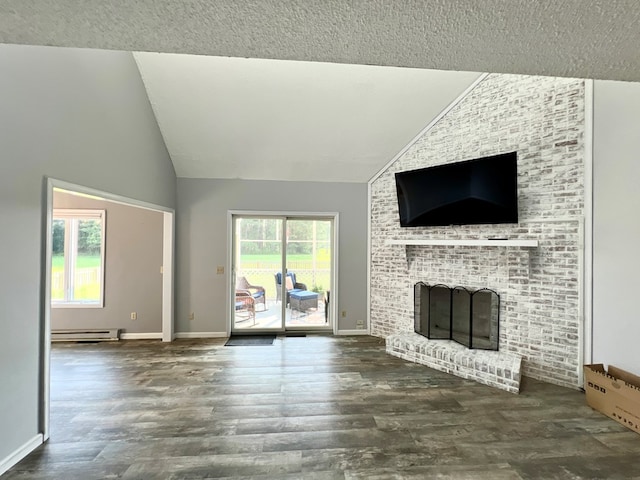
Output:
[52, 255, 101, 271]
[51, 254, 329, 302]
[51, 255, 101, 301]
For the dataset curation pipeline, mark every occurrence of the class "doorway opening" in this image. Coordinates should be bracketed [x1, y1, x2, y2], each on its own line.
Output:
[42, 178, 175, 440]
[229, 213, 337, 334]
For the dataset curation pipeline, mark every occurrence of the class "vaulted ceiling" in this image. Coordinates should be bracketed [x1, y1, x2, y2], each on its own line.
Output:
[134, 54, 480, 181]
[2, 1, 638, 182]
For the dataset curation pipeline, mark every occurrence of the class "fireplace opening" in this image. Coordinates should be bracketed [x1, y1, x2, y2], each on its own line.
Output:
[414, 282, 500, 350]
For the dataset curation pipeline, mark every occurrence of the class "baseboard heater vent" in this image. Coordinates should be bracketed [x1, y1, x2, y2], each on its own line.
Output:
[52, 328, 121, 342]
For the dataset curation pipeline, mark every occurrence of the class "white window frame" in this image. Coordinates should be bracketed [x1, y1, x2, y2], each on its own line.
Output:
[51, 209, 106, 308]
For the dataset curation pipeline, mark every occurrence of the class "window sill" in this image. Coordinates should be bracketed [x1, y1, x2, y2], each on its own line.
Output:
[51, 302, 104, 309]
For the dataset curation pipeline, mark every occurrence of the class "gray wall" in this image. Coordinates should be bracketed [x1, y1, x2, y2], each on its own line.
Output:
[593, 80, 640, 373]
[0, 45, 175, 465]
[176, 178, 367, 334]
[52, 191, 163, 334]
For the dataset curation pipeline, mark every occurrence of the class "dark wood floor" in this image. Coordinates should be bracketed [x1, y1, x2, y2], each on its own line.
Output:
[5, 336, 640, 479]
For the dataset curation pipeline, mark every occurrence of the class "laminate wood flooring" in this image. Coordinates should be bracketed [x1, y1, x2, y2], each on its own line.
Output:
[5, 336, 640, 479]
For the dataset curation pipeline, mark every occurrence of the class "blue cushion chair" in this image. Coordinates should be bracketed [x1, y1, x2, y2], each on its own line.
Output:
[274, 272, 307, 304]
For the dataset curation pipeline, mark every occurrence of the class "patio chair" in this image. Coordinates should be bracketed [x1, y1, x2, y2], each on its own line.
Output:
[236, 276, 267, 311]
[274, 272, 307, 304]
[234, 291, 256, 325]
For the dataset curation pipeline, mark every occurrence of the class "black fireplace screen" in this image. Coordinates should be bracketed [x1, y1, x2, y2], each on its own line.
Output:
[414, 282, 499, 350]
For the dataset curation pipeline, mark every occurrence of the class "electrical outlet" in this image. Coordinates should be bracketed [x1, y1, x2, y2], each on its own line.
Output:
[130, 312, 137, 320]
[341, 310, 347, 318]
[216, 266, 224, 275]
[189, 312, 195, 320]
[356, 319, 364, 326]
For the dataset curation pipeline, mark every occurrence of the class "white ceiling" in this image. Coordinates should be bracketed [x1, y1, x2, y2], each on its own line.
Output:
[134, 53, 480, 181]
[2, 1, 639, 182]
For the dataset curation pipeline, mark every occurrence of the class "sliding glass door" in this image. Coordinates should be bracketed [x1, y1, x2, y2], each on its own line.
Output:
[231, 214, 333, 333]
[284, 218, 331, 328]
[232, 216, 284, 331]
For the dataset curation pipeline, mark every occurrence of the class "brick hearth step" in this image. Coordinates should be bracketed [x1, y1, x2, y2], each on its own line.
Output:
[386, 332, 522, 393]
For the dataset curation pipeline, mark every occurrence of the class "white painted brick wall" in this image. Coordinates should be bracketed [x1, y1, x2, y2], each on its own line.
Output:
[370, 74, 585, 389]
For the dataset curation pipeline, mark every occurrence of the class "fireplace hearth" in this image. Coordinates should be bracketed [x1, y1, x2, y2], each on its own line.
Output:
[414, 282, 500, 350]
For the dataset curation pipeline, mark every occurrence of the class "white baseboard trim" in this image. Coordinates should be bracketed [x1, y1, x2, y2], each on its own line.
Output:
[336, 329, 370, 336]
[120, 332, 162, 340]
[0, 434, 43, 476]
[174, 332, 228, 339]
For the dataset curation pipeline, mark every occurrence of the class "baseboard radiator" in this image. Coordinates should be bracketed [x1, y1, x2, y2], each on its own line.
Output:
[51, 328, 121, 342]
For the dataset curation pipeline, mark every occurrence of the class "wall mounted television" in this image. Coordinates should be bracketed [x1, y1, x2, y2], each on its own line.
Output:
[395, 151, 518, 227]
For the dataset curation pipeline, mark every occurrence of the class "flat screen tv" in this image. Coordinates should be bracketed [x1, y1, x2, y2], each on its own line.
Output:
[395, 152, 518, 227]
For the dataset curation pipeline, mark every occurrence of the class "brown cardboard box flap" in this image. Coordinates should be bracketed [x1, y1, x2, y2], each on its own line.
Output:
[608, 366, 640, 389]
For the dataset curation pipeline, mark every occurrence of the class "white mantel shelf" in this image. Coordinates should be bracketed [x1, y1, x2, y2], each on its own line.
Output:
[386, 239, 539, 248]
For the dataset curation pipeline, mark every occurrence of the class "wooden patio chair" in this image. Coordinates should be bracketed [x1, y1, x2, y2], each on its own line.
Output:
[234, 291, 256, 325]
[236, 276, 267, 311]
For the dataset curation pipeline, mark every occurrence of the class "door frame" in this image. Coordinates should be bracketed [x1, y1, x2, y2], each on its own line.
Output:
[227, 210, 339, 335]
[41, 177, 175, 440]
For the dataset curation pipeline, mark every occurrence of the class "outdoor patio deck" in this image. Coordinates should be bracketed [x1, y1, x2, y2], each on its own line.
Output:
[234, 297, 328, 330]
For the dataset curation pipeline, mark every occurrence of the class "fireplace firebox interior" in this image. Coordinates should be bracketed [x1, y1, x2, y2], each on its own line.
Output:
[414, 282, 499, 350]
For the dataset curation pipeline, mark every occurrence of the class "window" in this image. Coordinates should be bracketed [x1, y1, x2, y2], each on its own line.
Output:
[51, 209, 105, 307]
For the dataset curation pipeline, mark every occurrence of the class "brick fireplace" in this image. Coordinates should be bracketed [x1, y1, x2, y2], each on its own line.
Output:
[369, 73, 585, 391]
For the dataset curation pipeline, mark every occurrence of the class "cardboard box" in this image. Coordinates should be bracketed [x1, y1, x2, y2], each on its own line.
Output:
[584, 364, 640, 434]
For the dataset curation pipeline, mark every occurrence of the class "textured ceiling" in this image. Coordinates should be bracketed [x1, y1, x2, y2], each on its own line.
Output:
[134, 53, 480, 181]
[1, 0, 640, 81]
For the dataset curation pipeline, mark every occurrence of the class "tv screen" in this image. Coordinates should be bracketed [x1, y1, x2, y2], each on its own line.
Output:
[395, 152, 518, 227]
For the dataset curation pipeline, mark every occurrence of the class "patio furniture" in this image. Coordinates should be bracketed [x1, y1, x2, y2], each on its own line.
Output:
[289, 290, 319, 313]
[324, 290, 330, 321]
[236, 276, 267, 311]
[274, 272, 307, 304]
[234, 291, 256, 325]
